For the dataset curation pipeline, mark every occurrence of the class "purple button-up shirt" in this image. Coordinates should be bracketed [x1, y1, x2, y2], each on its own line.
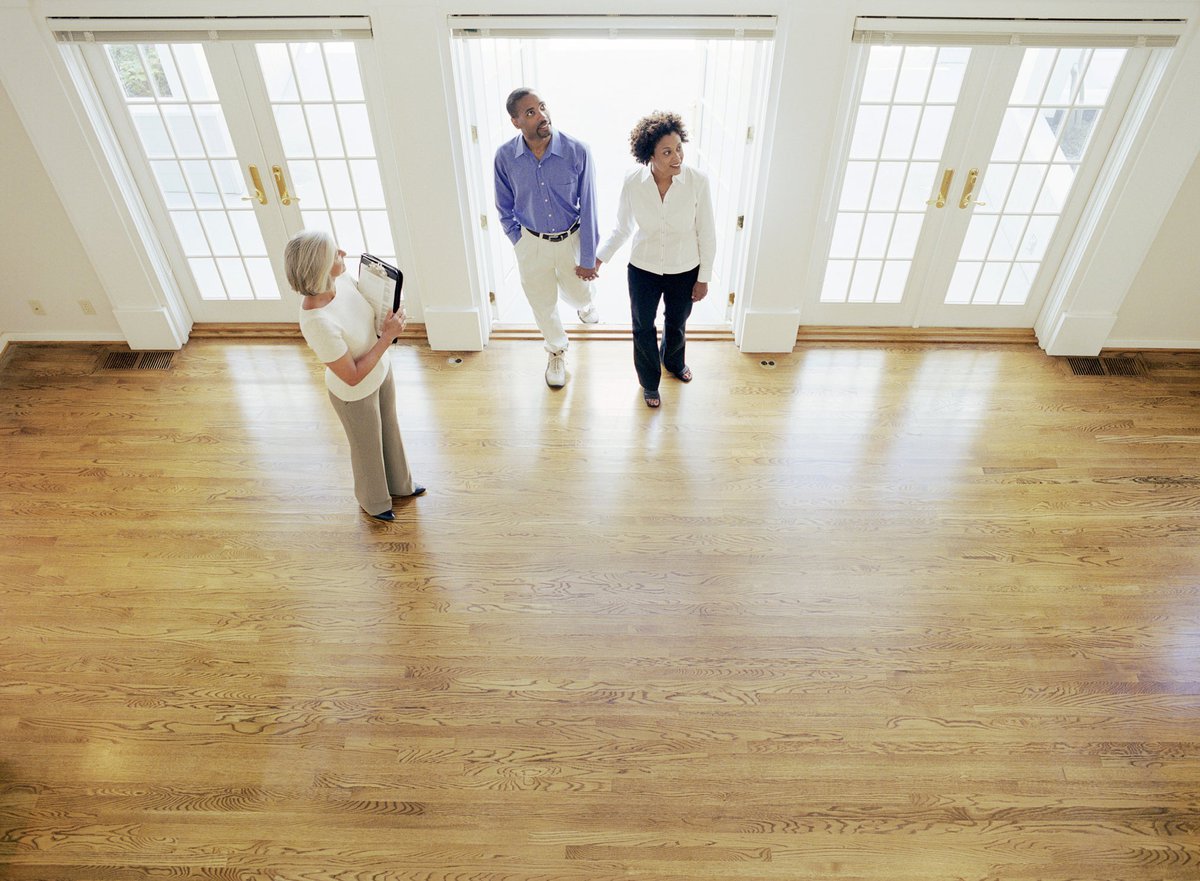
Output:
[494, 129, 598, 269]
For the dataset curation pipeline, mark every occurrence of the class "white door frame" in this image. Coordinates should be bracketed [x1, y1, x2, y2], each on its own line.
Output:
[804, 37, 1163, 330]
[78, 36, 414, 324]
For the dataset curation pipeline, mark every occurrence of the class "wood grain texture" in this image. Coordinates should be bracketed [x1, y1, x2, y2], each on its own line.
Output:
[1, 339, 1199, 881]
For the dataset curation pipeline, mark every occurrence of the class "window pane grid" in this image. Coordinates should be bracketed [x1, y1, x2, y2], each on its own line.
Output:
[261, 41, 396, 264]
[948, 46, 1125, 307]
[823, 46, 970, 304]
[110, 42, 282, 301]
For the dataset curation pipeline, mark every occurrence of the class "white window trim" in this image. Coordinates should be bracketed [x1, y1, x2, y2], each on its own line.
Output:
[50, 16, 372, 43]
[449, 14, 776, 40]
[853, 16, 1183, 47]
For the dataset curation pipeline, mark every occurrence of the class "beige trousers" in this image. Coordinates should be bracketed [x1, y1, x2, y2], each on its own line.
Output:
[514, 229, 595, 354]
[327, 368, 414, 515]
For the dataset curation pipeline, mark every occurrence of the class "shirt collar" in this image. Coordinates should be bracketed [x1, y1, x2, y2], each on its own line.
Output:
[514, 130, 565, 160]
[639, 164, 689, 185]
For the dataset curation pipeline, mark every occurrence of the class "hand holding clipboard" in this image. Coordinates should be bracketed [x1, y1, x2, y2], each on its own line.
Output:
[357, 254, 404, 338]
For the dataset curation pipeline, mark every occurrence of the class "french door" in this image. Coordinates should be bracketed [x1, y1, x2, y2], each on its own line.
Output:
[76, 37, 400, 323]
[807, 39, 1153, 328]
[450, 24, 773, 328]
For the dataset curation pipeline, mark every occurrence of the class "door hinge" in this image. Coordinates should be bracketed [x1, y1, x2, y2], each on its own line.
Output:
[488, 291, 497, 303]
[471, 124, 479, 143]
[737, 215, 745, 230]
[480, 213, 488, 230]
[747, 126, 754, 142]
[728, 292, 736, 305]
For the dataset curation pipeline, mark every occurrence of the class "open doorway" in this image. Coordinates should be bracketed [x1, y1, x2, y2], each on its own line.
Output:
[452, 24, 773, 330]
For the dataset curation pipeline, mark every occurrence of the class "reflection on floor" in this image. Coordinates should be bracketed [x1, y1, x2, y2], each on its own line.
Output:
[2, 339, 1198, 880]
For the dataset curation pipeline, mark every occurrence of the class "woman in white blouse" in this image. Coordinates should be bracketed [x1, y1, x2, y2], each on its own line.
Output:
[286, 229, 424, 522]
[596, 112, 716, 408]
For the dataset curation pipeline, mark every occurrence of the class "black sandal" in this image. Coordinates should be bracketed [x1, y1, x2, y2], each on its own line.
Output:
[671, 366, 693, 383]
[643, 389, 661, 408]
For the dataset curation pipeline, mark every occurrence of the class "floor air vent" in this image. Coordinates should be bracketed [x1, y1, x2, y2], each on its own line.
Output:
[1066, 356, 1147, 377]
[100, 350, 175, 371]
[136, 351, 175, 370]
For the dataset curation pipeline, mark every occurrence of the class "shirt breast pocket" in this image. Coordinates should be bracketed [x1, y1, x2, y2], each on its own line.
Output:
[545, 166, 580, 195]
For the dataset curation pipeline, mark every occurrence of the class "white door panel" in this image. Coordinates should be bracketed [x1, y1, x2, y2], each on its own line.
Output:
[808, 39, 1153, 329]
[918, 46, 1146, 327]
[80, 36, 404, 324]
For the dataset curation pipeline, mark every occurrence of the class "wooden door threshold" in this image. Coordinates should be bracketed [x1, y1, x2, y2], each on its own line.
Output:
[189, 323, 1036, 346]
[796, 326, 1037, 345]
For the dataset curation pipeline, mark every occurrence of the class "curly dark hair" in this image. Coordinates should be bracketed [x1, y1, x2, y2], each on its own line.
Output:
[629, 111, 689, 165]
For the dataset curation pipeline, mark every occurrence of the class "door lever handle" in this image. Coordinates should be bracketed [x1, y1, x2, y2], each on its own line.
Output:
[959, 167, 987, 209]
[272, 165, 299, 206]
[926, 168, 954, 209]
[240, 164, 267, 205]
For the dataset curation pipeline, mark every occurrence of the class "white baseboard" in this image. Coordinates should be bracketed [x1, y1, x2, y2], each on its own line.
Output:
[738, 310, 801, 353]
[1104, 338, 1200, 350]
[423, 308, 486, 351]
[1037, 310, 1118, 356]
[113, 307, 188, 350]
[1, 331, 125, 353]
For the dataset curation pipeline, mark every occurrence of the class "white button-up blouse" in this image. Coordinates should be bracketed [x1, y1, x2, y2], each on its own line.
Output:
[597, 164, 717, 283]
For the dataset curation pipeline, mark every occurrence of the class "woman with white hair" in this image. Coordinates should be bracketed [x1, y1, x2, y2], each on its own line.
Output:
[285, 229, 424, 522]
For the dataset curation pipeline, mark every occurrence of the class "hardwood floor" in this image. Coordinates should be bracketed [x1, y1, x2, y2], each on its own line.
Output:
[1, 339, 1198, 880]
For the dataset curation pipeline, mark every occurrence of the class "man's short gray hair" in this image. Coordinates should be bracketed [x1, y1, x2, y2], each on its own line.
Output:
[506, 87, 537, 119]
[284, 229, 337, 296]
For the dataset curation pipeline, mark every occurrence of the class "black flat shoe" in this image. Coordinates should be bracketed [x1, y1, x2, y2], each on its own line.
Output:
[393, 485, 426, 498]
[370, 510, 395, 521]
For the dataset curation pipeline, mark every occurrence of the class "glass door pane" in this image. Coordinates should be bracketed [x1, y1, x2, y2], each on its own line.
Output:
[696, 39, 774, 323]
[818, 45, 971, 307]
[943, 48, 1126, 308]
[811, 39, 1146, 330]
[102, 43, 280, 305]
[451, 37, 526, 324]
[250, 41, 398, 268]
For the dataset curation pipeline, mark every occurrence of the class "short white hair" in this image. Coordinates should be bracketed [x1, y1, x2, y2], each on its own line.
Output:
[284, 229, 337, 296]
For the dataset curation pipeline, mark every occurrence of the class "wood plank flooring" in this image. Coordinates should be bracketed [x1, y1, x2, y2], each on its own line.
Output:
[1, 339, 1198, 880]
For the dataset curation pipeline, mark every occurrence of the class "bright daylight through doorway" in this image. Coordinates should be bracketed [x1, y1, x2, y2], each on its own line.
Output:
[454, 34, 772, 328]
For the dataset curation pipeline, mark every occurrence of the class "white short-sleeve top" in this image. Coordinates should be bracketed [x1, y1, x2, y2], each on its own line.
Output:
[298, 275, 389, 402]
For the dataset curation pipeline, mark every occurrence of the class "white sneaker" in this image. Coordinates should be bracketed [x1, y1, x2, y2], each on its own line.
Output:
[577, 303, 599, 324]
[545, 352, 567, 388]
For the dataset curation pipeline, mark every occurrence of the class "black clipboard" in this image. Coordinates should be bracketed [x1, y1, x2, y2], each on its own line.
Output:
[359, 253, 404, 314]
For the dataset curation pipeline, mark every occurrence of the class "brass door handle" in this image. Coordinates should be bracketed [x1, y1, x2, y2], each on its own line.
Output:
[959, 167, 987, 209]
[272, 165, 299, 206]
[926, 168, 954, 209]
[240, 164, 267, 205]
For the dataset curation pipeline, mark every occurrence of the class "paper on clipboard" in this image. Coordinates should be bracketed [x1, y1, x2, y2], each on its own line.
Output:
[357, 254, 404, 336]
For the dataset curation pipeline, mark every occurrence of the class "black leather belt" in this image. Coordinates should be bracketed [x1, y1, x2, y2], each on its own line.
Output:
[525, 220, 580, 242]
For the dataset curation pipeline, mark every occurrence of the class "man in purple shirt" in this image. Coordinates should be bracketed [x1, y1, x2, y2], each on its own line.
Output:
[495, 88, 600, 388]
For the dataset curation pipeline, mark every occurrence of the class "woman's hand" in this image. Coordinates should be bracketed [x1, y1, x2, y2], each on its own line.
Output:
[381, 309, 407, 341]
[326, 308, 406, 387]
[692, 281, 709, 302]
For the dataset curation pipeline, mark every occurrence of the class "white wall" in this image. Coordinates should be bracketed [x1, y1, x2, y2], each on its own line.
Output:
[3, 0, 1200, 353]
[1108, 152, 1200, 348]
[0, 78, 118, 346]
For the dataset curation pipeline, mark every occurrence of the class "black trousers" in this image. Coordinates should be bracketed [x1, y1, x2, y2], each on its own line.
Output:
[627, 262, 698, 392]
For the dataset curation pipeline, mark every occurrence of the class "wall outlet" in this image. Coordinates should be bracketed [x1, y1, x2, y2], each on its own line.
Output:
[28, 300, 45, 315]
[79, 299, 97, 315]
